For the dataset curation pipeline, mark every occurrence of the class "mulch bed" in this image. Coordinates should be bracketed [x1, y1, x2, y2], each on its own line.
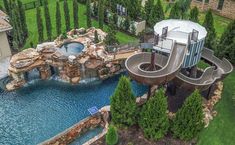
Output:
[92, 125, 193, 145]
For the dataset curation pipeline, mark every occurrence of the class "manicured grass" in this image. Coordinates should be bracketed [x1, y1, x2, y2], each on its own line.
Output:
[21, 1, 138, 49]
[197, 71, 235, 145]
[197, 60, 210, 70]
[198, 12, 231, 38]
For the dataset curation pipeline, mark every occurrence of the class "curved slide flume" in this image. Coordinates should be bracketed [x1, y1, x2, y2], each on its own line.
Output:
[175, 48, 233, 91]
[125, 43, 187, 85]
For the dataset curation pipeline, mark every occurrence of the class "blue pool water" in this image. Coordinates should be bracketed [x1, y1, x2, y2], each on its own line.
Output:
[59, 42, 84, 56]
[0, 74, 147, 145]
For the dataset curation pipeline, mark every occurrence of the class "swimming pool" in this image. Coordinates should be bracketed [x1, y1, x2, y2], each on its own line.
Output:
[0, 74, 147, 145]
[59, 42, 84, 56]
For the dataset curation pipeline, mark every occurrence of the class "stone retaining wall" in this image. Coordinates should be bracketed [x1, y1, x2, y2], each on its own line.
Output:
[39, 115, 103, 145]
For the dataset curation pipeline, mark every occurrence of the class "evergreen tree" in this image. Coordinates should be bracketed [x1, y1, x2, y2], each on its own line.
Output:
[144, 0, 154, 24]
[36, 7, 44, 43]
[217, 20, 235, 64]
[139, 88, 169, 140]
[12, 2, 24, 46]
[98, 0, 104, 29]
[105, 125, 118, 145]
[17, 0, 28, 38]
[93, 1, 98, 17]
[203, 9, 216, 50]
[44, 0, 52, 40]
[73, 0, 79, 29]
[12, 8, 20, 49]
[113, 13, 118, 27]
[86, 0, 92, 28]
[189, 6, 199, 22]
[128, 0, 141, 20]
[56, 1, 62, 36]
[148, 0, 165, 27]
[64, 0, 70, 31]
[130, 22, 136, 35]
[3, 0, 10, 15]
[110, 76, 137, 127]
[123, 16, 130, 32]
[171, 90, 204, 140]
[169, 2, 181, 19]
[94, 30, 99, 43]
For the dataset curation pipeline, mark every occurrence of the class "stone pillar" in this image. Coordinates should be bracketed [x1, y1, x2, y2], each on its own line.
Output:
[39, 65, 51, 80]
[190, 66, 197, 78]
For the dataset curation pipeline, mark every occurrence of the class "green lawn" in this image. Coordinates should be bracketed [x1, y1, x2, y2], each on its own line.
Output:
[23, 0, 137, 49]
[197, 71, 235, 145]
[197, 60, 210, 70]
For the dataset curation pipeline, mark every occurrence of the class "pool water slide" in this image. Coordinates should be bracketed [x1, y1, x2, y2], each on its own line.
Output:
[125, 42, 187, 85]
[175, 48, 233, 90]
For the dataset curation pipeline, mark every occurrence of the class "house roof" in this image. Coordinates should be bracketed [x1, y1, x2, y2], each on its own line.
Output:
[0, 10, 12, 32]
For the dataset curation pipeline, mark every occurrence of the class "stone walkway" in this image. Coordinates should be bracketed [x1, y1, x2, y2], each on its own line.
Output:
[0, 57, 10, 79]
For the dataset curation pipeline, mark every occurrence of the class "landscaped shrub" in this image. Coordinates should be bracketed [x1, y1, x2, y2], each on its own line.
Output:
[104, 23, 119, 46]
[64, 0, 70, 31]
[139, 88, 169, 140]
[56, 1, 62, 36]
[203, 9, 216, 50]
[189, 7, 199, 22]
[106, 125, 118, 145]
[86, 0, 92, 28]
[171, 89, 204, 140]
[216, 20, 235, 64]
[148, 0, 165, 27]
[110, 76, 137, 127]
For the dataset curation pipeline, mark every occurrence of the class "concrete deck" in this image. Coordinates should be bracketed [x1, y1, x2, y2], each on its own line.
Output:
[0, 57, 10, 79]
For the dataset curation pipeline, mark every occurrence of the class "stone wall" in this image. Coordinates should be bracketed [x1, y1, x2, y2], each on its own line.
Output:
[39, 115, 103, 145]
[191, 0, 235, 19]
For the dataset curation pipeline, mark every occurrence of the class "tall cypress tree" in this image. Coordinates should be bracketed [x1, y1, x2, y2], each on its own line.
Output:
[217, 20, 235, 63]
[203, 9, 216, 50]
[98, 0, 104, 29]
[56, 1, 61, 36]
[139, 88, 169, 140]
[189, 6, 199, 22]
[64, 0, 70, 31]
[110, 76, 137, 127]
[3, 0, 10, 15]
[86, 0, 92, 28]
[171, 90, 204, 140]
[148, 0, 165, 27]
[44, 0, 52, 40]
[73, 0, 79, 29]
[36, 6, 44, 43]
[17, 0, 28, 38]
[169, 2, 181, 19]
[12, 8, 20, 49]
[144, 0, 154, 24]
